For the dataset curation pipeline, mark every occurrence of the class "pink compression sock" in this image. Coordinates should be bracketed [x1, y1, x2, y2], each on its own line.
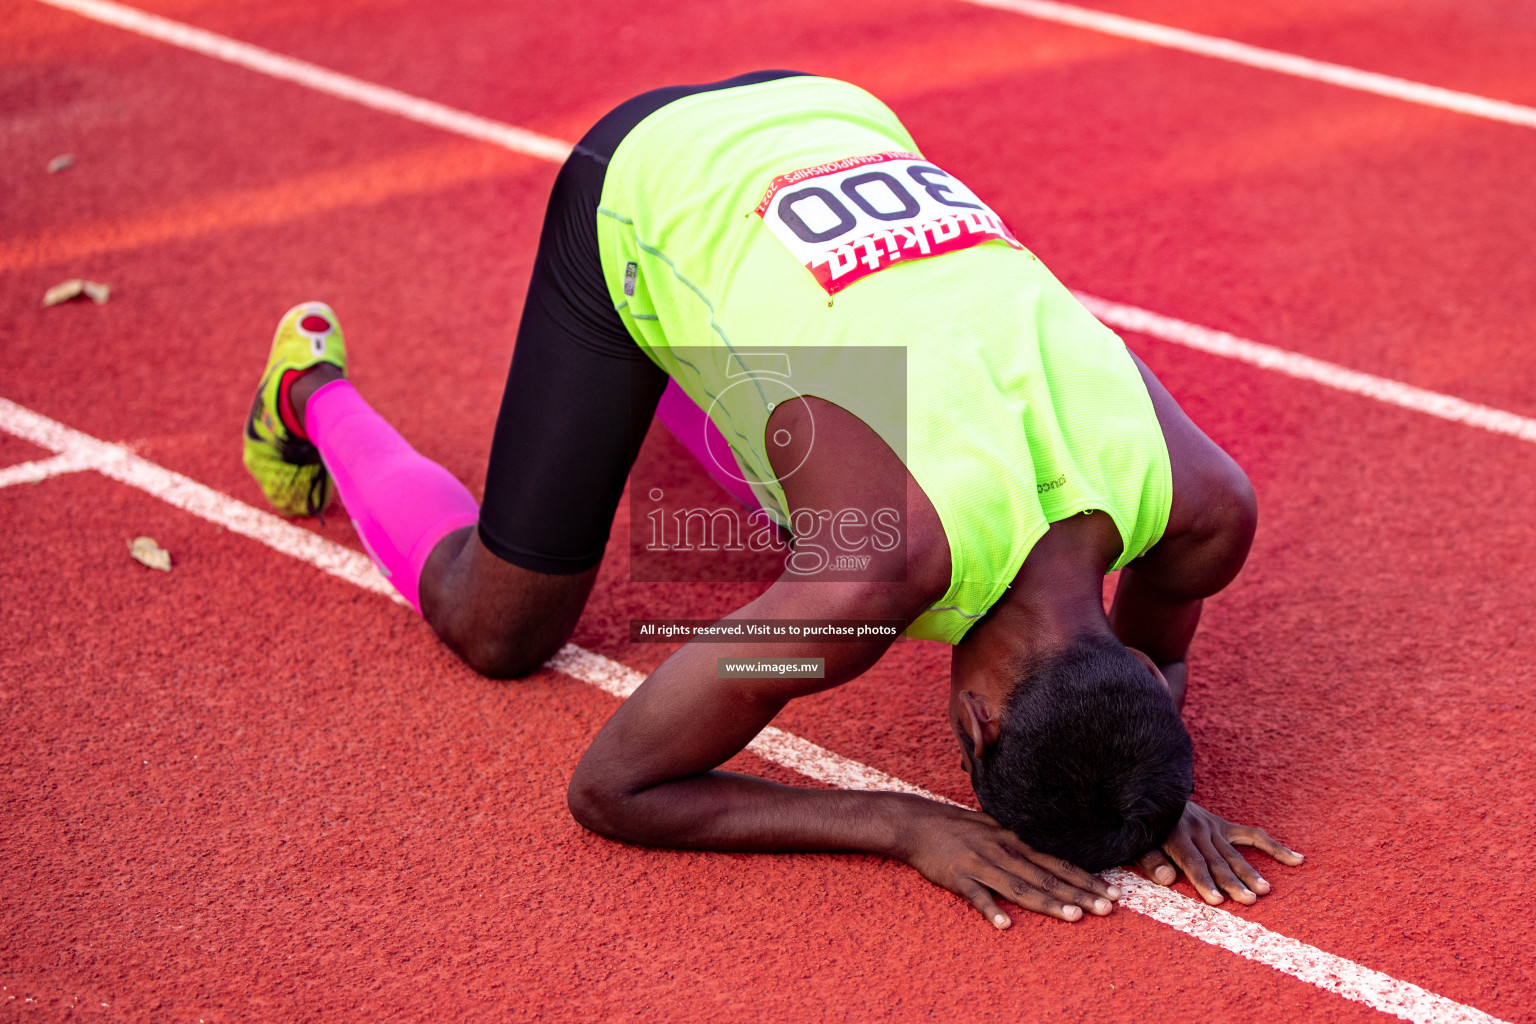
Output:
[655, 379, 762, 511]
[306, 380, 480, 614]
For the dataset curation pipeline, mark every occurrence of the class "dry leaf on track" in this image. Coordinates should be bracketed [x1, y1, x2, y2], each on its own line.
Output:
[128, 536, 172, 572]
[43, 279, 111, 307]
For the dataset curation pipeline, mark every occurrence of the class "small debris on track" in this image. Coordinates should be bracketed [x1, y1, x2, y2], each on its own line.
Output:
[128, 536, 172, 572]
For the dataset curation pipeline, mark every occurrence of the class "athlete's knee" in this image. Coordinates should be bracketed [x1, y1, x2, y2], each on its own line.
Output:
[448, 624, 566, 680]
[421, 534, 595, 680]
[428, 584, 576, 679]
[429, 587, 576, 680]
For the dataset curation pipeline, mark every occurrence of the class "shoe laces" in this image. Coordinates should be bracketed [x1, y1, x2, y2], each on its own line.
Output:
[305, 462, 331, 522]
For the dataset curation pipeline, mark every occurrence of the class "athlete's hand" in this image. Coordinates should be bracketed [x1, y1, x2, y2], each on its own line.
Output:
[1138, 801, 1303, 905]
[896, 802, 1120, 928]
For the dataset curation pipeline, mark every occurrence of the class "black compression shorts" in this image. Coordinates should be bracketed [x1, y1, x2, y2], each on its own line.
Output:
[476, 70, 806, 574]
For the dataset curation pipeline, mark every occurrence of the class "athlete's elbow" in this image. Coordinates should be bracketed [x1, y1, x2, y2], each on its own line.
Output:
[1189, 462, 1258, 592]
[1216, 464, 1258, 555]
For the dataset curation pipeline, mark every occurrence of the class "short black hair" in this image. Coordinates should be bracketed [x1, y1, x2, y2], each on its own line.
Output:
[972, 635, 1192, 872]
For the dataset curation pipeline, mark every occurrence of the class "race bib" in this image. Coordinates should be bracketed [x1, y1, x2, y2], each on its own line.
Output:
[755, 152, 1023, 294]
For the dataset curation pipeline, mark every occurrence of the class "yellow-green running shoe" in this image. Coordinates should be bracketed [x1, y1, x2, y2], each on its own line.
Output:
[242, 301, 348, 516]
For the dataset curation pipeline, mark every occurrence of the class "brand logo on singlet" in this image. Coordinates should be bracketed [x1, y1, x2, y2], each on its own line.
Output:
[755, 152, 1023, 294]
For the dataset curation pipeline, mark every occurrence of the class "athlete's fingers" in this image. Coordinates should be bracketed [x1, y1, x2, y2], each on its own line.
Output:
[957, 879, 1013, 930]
[975, 864, 1088, 922]
[1227, 825, 1305, 866]
[1003, 855, 1115, 916]
[1195, 831, 1255, 905]
[1015, 846, 1121, 903]
[1214, 833, 1270, 896]
[1001, 875, 1083, 923]
[1138, 848, 1178, 886]
[1016, 868, 1113, 917]
[1164, 831, 1222, 905]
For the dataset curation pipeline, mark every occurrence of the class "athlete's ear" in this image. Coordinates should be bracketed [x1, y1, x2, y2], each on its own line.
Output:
[1126, 647, 1171, 694]
[958, 690, 1001, 760]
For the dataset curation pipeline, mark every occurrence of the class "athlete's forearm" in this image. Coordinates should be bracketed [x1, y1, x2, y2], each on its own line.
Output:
[567, 596, 909, 849]
[569, 769, 925, 857]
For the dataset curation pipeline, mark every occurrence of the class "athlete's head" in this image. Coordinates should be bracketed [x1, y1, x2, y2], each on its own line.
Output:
[949, 635, 1192, 871]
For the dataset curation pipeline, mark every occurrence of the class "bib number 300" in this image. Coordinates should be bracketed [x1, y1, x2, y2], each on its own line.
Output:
[755, 151, 1023, 294]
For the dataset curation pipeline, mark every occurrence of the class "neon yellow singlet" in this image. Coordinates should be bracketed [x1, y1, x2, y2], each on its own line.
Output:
[596, 76, 1172, 643]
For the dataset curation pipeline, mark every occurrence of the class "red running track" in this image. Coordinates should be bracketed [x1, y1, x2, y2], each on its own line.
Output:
[3, 0, 1535, 1020]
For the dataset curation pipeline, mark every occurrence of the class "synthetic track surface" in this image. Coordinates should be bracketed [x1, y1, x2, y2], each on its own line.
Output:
[4, 1, 1535, 1021]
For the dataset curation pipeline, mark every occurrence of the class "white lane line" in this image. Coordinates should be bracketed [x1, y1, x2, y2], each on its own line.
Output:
[32, 0, 573, 164]
[0, 398, 403, 602]
[1077, 295, 1536, 444]
[0, 450, 101, 488]
[37, 0, 1536, 156]
[29, 0, 1536, 453]
[1, 399, 1497, 1024]
[959, 0, 1536, 130]
[1102, 867, 1506, 1024]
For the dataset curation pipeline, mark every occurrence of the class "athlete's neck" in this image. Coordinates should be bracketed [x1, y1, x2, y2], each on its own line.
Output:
[952, 511, 1121, 701]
